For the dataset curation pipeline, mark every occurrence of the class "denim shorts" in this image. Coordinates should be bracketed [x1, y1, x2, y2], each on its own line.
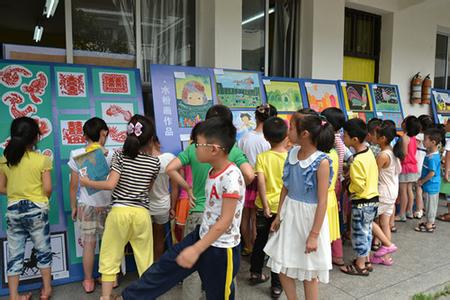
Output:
[351, 204, 377, 257]
[6, 200, 52, 276]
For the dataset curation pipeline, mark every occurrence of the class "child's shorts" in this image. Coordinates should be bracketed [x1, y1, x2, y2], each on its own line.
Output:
[377, 202, 394, 217]
[6, 200, 52, 276]
[151, 212, 170, 225]
[175, 197, 190, 226]
[351, 204, 377, 257]
[77, 204, 108, 245]
[244, 178, 258, 209]
[399, 172, 420, 183]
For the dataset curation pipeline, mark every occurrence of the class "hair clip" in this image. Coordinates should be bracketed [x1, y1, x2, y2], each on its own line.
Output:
[127, 122, 143, 137]
[257, 104, 270, 114]
[390, 136, 399, 148]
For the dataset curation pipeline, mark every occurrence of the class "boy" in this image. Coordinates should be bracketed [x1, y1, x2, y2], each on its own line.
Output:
[166, 105, 253, 300]
[121, 117, 246, 300]
[415, 128, 442, 233]
[249, 117, 288, 298]
[68, 117, 113, 293]
[340, 118, 379, 276]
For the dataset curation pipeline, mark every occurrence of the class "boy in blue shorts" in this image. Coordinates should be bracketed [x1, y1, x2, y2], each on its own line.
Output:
[121, 117, 246, 299]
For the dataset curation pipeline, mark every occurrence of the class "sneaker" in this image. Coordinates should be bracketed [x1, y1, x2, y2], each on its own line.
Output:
[406, 211, 414, 219]
[414, 210, 423, 219]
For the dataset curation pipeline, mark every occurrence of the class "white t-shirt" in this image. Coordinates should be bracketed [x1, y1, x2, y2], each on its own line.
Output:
[199, 164, 245, 248]
[68, 147, 113, 207]
[416, 133, 427, 173]
[238, 130, 270, 167]
[148, 152, 176, 216]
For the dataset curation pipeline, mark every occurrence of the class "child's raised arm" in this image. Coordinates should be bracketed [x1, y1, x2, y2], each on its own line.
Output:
[79, 170, 120, 190]
[306, 159, 329, 254]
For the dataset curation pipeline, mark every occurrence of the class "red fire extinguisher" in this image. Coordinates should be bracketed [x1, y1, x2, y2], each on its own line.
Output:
[421, 74, 432, 104]
[410, 72, 422, 104]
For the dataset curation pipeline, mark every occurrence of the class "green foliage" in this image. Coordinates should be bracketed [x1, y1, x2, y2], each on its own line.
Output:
[413, 285, 450, 300]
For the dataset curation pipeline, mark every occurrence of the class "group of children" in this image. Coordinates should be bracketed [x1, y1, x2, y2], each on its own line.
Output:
[1, 103, 449, 300]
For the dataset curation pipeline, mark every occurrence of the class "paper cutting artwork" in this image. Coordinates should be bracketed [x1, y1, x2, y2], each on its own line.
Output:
[0, 65, 32, 88]
[2, 91, 37, 118]
[21, 72, 48, 104]
[61, 120, 86, 146]
[107, 124, 128, 146]
[305, 83, 340, 112]
[175, 74, 213, 128]
[101, 102, 134, 123]
[433, 91, 450, 114]
[215, 71, 262, 108]
[264, 81, 302, 112]
[232, 110, 256, 141]
[373, 85, 400, 112]
[100, 72, 130, 95]
[57, 72, 86, 97]
[342, 82, 373, 111]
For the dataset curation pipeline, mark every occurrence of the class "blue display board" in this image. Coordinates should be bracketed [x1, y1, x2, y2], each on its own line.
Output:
[369, 83, 405, 129]
[0, 60, 143, 295]
[431, 88, 450, 125]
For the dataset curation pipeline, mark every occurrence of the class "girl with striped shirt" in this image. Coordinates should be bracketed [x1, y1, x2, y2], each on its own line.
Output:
[80, 114, 160, 300]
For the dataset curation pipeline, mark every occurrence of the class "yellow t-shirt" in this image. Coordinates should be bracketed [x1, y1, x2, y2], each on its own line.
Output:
[0, 151, 53, 204]
[349, 148, 379, 200]
[255, 150, 288, 213]
[327, 149, 339, 206]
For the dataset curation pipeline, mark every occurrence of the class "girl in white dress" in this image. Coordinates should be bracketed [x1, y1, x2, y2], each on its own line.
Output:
[264, 112, 334, 300]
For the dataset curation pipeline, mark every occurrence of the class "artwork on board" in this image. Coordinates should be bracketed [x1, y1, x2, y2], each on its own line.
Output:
[174, 73, 213, 128]
[347, 111, 375, 123]
[60, 120, 86, 146]
[264, 80, 302, 112]
[372, 85, 401, 112]
[432, 90, 450, 114]
[215, 70, 262, 108]
[101, 102, 134, 123]
[378, 112, 404, 128]
[99, 72, 131, 95]
[2, 233, 69, 285]
[342, 82, 373, 111]
[106, 124, 128, 146]
[304, 82, 340, 112]
[278, 113, 294, 128]
[57, 72, 86, 97]
[232, 110, 256, 141]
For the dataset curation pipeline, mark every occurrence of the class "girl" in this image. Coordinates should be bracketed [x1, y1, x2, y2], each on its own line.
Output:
[264, 113, 334, 300]
[396, 116, 420, 222]
[372, 121, 403, 265]
[238, 104, 277, 256]
[0, 117, 53, 300]
[149, 136, 178, 261]
[80, 115, 160, 300]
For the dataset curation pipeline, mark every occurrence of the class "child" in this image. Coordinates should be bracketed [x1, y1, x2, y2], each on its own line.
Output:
[321, 107, 346, 266]
[79, 115, 160, 300]
[121, 117, 246, 299]
[68, 117, 112, 293]
[438, 119, 450, 222]
[148, 136, 178, 261]
[415, 128, 443, 232]
[0, 117, 53, 300]
[396, 116, 420, 222]
[414, 115, 434, 219]
[264, 113, 334, 300]
[249, 117, 288, 298]
[371, 121, 403, 265]
[166, 104, 254, 300]
[238, 104, 277, 256]
[366, 118, 383, 157]
[340, 118, 379, 276]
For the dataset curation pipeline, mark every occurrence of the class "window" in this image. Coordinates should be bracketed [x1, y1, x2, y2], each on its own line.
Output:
[434, 33, 449, 89]
[242, 0, 266, 73]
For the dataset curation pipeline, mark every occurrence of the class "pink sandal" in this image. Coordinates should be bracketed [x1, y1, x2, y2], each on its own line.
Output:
[374, 244, 397, 257]
[82, 279, 96, 293]
[370, 255, 393, 266]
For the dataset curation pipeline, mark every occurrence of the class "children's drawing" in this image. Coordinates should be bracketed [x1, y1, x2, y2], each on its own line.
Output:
[304, 82, 340, 112]
[372, 85, 400, 112]
[61, 120, 86, 146]
[264, 80, 302, 112]
[278, 113, 293, 127]
[21, 72, 48, 104]
[215, 71, 262, 108]
[433, 90, 450, 114]
[175, 74, 213, 128]
[232, 110, 256, 141]
[101, 102, 134, 123]
[348, 111, 374, 123]
[57, 72, 86, 97]
[379, 112, 404, 128]
[342, 82, 373, 111]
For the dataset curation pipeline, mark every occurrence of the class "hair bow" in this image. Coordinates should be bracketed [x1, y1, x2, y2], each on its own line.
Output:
[127, 122, 143, 137]
[257, 104, 270, 114]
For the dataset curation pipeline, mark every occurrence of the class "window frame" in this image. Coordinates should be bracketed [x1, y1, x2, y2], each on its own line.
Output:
[435, 32, 450, 89]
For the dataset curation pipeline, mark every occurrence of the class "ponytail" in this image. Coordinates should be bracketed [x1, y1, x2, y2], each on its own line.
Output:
[122, 115, 156, 159]
[295, 114, 335, 152]
[255, 104, 277, 123]
[392, 135, 405, 160]
[377, 122, 405, 160]
[4, 117, 40, 167]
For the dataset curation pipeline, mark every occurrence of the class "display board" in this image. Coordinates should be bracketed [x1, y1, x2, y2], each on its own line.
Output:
[301, 79, 343, 113]
[0, 60, 143, 296]
[150, 65, 266, 154]
[431, 88, 450, 125]
[369, 83, 405, 129]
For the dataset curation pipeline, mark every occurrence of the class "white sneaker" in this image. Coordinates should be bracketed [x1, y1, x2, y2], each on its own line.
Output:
[414, 210, 423, 219]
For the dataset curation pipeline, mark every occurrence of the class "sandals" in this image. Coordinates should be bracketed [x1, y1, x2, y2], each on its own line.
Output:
[437, 213, 450, 222]
[374, 244, 398, 257]
[390, 226, 397, 233]
[82, 279, 95, 293]
[370, 255, 393, 266]
[340, 262, 370, 276]
[352, 259, 373, 272]
[395, 215, 406, 222]
[371, 241, 382, 251]
[271, 286, 283, 298]
[332, 258, 345, 267]
[18, 293, 32, 300]
[249, 273, 270, 285]
[414, 222, 435, 233]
